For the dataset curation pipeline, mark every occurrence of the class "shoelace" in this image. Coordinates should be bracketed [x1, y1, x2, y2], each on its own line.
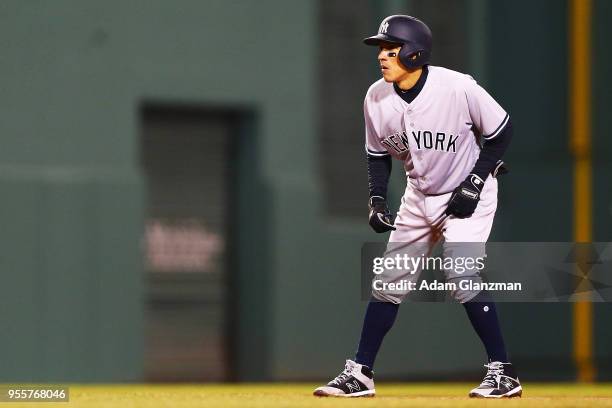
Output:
[480, 362, 504, 388]
[330, 361, 355, 386]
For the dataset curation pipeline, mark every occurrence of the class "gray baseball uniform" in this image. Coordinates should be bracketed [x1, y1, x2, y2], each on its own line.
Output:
[365, 66, 509, 303]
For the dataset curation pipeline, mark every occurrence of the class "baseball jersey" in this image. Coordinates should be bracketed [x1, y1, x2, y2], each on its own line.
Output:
[364, 66, 509, 195]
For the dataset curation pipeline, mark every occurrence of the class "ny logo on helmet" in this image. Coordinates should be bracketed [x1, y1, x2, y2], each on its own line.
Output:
[379, 21, 389, 34]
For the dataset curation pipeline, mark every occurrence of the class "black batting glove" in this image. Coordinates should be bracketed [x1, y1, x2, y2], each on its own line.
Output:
[445, 174, 485, 219]
[368, 196, 396, 233]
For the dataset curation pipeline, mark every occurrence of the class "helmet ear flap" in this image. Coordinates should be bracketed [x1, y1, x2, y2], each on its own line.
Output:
[398, 46, 429, 68]
[398, 45, 416, 68]
[416, 50, 431, 66]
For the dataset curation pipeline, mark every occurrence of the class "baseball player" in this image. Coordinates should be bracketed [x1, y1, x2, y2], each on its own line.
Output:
[314, 15, 522, 398]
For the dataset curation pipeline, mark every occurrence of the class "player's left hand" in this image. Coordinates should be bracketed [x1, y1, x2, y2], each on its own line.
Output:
[445, 174, 485, 218]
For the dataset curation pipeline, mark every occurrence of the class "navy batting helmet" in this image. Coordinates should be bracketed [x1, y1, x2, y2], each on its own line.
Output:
[364, 15, 432, 69]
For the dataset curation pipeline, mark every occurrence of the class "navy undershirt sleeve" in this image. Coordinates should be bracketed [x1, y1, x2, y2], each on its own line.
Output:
[367, 154, 392, 198]
[471, 119, 513, 181]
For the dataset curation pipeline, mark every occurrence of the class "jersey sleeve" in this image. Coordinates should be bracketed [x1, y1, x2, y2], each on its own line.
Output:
[364, 97, 389, 157]
[465, 77, 509, 141]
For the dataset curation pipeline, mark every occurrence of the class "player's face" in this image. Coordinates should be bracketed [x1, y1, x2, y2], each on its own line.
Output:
[377, 42, 413, 83]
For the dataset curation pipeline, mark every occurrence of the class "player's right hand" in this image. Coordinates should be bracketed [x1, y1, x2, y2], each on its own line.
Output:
[368, 196, 396, 233]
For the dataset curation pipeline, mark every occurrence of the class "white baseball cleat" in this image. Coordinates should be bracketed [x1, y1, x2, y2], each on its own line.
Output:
[469, 361, 522, 398]
[313, 359, 375, 397]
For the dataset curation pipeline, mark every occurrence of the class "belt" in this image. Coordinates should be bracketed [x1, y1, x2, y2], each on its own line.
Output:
[422, 191, 452, 197]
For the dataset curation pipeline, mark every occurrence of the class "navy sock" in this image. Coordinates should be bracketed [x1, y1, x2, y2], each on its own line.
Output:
[354, 299, 399, 369]
[463, 290, 508, 362]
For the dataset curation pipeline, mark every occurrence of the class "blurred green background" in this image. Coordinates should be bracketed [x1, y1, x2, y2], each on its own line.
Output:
[0, 0, 610, 383]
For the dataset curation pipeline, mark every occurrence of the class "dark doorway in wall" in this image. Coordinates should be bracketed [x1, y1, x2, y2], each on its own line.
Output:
[140, 105, 239, 381]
